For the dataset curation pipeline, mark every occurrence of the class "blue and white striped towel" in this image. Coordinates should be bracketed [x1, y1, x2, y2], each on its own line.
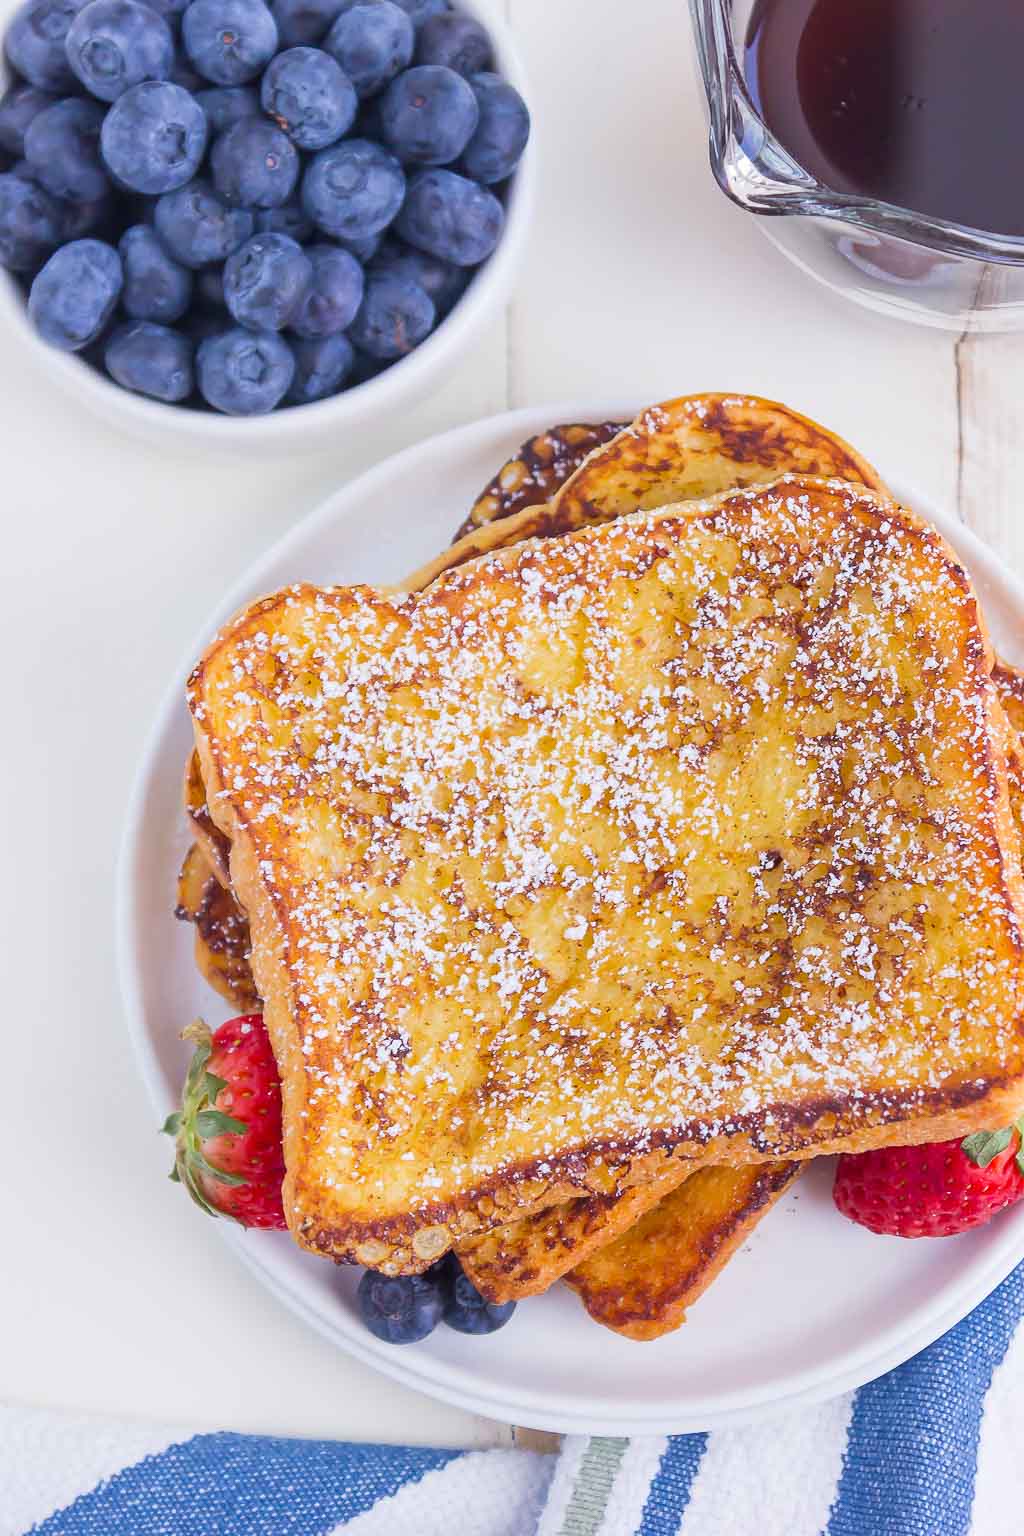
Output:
[6, 1262, 1024, 1536]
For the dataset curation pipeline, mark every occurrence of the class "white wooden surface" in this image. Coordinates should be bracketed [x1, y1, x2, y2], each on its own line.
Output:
[1, 0, 1019, 1452]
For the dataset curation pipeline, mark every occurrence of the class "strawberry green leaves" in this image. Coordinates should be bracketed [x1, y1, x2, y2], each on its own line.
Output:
[163, 1019, 249, 1219]
[162, 1013, 287, 1229]
[961, 1120, 1024, 1179]
[961, 1128, 1013, 1168]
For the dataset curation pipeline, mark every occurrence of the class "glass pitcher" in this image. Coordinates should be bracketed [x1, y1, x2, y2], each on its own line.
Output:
[689, 0, 1024, 331]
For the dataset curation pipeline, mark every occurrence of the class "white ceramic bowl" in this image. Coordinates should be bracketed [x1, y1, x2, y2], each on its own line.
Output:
[0, 0, 534, 454]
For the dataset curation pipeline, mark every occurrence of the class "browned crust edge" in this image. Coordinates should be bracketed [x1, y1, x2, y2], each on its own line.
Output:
[457, 1158, 694, 1303]
[406, 392, 891, 591]
[566, 1162, 803, 1341]
[189, 476, 1024, 1271]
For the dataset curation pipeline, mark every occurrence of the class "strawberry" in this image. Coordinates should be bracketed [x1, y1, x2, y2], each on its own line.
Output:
[833, 1124, 1024, 1238]
[162, 1015, 286, 1230]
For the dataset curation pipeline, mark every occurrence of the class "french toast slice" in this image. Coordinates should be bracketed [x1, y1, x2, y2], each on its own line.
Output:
[183, 395, 885, 888]
[184, 749, 231, 889]
[565, 1162, 801, 1340]
[454, 421, 625, 540]
[410, 393, 889, 588]
[456, 1158, 692, 1301]
[175, 843, 259, 1012]
[189, 476, 1024, 1274]
[561, 669, 1024, 1341]
[555, 671, 1024, 1337]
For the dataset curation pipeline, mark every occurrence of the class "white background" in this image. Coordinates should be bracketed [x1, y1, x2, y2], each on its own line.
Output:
[3, 0, 1022, 1451]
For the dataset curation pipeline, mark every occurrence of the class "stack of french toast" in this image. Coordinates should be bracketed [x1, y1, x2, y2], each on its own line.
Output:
[175, 393, 1024, 1341]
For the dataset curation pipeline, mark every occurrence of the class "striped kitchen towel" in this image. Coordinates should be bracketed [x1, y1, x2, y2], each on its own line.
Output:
[6, 1262, 1024, 1536]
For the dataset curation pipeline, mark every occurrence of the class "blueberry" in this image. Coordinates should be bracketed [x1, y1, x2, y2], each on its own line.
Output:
[460, 72, 528, 184]
[168, 52, 204, 90]
[348, 267, 431, 357]
[260, 46, 356, 150]
[337, 230, 377, 261]
[211, 117, 299, 207]
[100, 81, 207, 193]
[196, 324, 294, 412]
[396, 167, 500, 265]
[154, 177, 254, 265]
[288, 240, 362, 335]
[182, 0, 278, 84]
[370, 233, 463, 313]
[254, 198, 313, 242]
[25, 98, 110, 203]
[271, 0, 345, 48]
[396, 0, 447, 26]
[194, 84, 260, 132]
[65, 0, 175, 102]
[414, 11, 489, 75]
[380, 64, 477, 166]
[146, 0, 190, 18]
[28, 236, 121, 347]
[323, 2, 412, 99]
[443, 1264, 515, 1336]
[0, 83, 57, 157]
[286, 329, 353, 400]
[0, 170, 61, 268]
[301, 137, 404, 240]
[357, 1268, 444, 1345]
[224, 230, 311, 329]
[57, 186, 112, 238]
[357, 0, 446, 29]
[119, 222, 191, 320]
[196, 262, 225, 304]
[5, 0, 90, 91]
[105, 319, 193, 399]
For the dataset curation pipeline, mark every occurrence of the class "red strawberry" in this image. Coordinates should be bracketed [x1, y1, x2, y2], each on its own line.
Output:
[162, 1015, 286, 1229]
[833, 1125, 1024, 1238]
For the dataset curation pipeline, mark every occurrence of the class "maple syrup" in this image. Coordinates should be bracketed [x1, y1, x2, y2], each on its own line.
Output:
[745, 0, 1024, 236]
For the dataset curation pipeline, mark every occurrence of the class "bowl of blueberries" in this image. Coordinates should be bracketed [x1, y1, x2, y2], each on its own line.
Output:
[0, 0, 532, 444]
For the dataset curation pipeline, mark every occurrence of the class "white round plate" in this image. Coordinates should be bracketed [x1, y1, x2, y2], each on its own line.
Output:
[118, 401, 1024, 1435]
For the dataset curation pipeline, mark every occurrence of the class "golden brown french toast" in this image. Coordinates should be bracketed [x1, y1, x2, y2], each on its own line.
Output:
[184, 750, 231, 889]
[188, 475, 1024, 1274]
[451, 401, 887, 1293]
[175, 843, 259, 1012]
[183, 394, 885, 902]
[410, 393, 889, 588]
[566, 1162, 801, 1340]
[457, 1158, 692, 1302]
[557, 674, 1024, 1341]
[454, 421, 625, 540]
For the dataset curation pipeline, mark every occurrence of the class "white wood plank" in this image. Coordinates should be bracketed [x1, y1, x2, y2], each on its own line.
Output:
[956, 326, 1024, 580]
[506, 0, 960, 515]
[0, 290, 510, 1448]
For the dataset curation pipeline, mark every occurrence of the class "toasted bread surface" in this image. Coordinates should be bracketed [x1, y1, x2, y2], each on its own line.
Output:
[566, 1162, 801, 1340]
[558, 661, 1024, 1338]
[455, 421, 625, 540]
[458, 1158, 692, 1302]
[448, 404, 887, 1291]
[189, 477, 1024, 1272]
[409, 394, 889, 589]
[175, 843, 259, 1011]
[184, 749, 231, 888]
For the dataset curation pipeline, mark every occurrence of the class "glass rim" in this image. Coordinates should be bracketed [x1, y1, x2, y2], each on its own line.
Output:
[689, 0, 1024, 265]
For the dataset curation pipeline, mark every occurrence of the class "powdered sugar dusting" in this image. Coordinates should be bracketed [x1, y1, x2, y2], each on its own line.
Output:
[190, 478, 1024, 1222]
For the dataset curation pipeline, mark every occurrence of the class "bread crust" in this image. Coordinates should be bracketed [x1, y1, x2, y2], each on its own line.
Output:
[408, 393, 890, 590]
[566, 1162, 801, 1340]
[190, 475, 1024, 1272]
